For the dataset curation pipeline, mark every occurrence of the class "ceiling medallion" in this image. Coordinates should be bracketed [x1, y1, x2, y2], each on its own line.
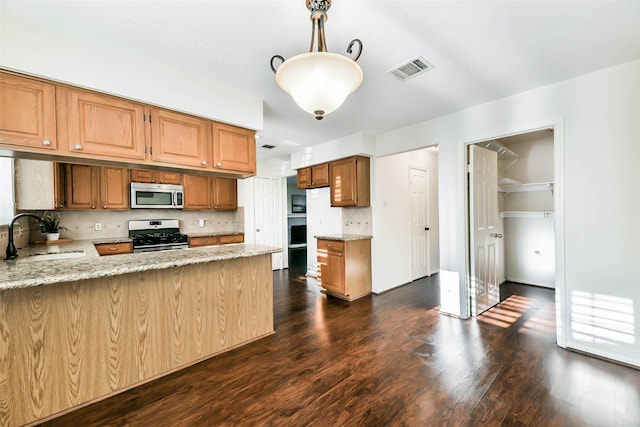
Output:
[270, 0, 363, 120]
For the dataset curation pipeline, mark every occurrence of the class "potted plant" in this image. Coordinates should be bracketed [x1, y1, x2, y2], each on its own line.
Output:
[41, 211, 69, 241]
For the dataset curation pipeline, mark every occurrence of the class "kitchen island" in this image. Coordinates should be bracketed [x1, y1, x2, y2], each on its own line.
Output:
[0, 242, 280, 426]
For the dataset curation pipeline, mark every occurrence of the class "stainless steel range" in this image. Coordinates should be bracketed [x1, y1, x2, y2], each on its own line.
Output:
[128, 219, 188, 253]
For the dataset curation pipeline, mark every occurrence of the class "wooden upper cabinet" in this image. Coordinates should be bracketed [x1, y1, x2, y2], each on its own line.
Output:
[212, 122, 256, 175]
[0, 72, 57, 151]
[100, 166, 130, 209]
[14, 159, 64, 209]
[62, 163, 129, 210]
[296, 163, 329, 189]
[212, 177, 237, 211]
[330, 156, 370, 207]
[56, 86, 146, 160]
[130, 169, 182, 184]
[183, 174, 237, 211]
[149, 108, 210, 169]
[63, 164, 98, 209]
[183, 174, 211, 210]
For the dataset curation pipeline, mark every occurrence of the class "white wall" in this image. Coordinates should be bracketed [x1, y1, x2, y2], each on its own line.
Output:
[371, 148, 440, 293]
[305, 187, 342, 276]
[376, 58, 640, 367]
[0, 10, 262, 131]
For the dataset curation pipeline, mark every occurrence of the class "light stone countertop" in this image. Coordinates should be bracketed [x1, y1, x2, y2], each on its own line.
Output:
[1, 240, 281, 291]
[314, 234, 373, 241]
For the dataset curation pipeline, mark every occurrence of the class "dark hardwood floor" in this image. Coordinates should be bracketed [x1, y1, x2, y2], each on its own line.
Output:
[40, 273, 640, 426]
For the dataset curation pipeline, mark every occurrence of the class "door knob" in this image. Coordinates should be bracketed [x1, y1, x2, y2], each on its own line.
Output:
[493, 233, 503, 238]
[425, 227, 429, 231]
[256, 228, 261, 232]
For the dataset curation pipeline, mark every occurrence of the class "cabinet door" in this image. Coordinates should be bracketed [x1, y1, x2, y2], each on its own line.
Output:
[0, 73, 57, 151]
[64, 164, 98, 209]
[319, 250, 346, 295]
[57, 86, 146, 160]
[183, 174, 211, 210]
[130, 169, 155, 183]
[219, 234, 244, 244]
[297, 167, 311, 189]
[100, 167, 130, 210]
[188, 236, 220, 247]
[212, 122, 256, 174]
[310, 163, 329, 187]
[149, 108, 210, 169]
[157, 171, 182, 184]
[14, 159, 58, 209]
[330, 157, 358, 207]
[212, 177, 237, 210]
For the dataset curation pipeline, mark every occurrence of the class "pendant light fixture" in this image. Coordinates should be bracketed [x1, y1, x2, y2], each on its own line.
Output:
[270, 0, 363, 120]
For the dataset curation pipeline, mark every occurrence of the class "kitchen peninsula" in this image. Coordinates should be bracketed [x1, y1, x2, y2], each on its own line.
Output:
[0, 242, 280, 426]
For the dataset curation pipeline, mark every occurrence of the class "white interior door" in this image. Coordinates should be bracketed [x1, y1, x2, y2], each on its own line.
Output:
[469, 145, 501, 315]
[410, 167, 430, 280]
[254, 177, 283, 270]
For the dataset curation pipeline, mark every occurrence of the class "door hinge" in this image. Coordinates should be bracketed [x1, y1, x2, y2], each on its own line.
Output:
[149, 114, 152, 123]
[150, 146, 153, 155]
[144, 146, 147, 154]
[143, 113, 146, 122]
[466, 164, 471, 173]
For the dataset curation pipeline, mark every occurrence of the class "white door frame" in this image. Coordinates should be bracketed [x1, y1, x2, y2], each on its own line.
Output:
[463, 119, 566, 347]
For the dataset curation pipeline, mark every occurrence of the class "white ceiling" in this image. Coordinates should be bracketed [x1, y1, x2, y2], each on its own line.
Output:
[4, 1, 640, 163]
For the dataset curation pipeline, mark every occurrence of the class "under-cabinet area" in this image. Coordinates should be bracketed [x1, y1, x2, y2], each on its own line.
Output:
[483, 129, 555, 288]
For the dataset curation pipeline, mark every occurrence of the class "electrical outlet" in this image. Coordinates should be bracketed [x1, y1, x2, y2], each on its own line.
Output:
[94, 223, 102, 231]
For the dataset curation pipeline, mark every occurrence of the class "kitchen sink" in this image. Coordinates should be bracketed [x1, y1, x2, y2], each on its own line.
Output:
[21, 250, 87, 262]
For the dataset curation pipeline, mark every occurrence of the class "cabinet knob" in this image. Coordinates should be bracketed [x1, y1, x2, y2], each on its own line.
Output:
[42, 139, 51, 146]
[91, 205, 96, 209]
[74, 144, 82, 150]
[216, 162, 222, 167]
[103, 205, 107, 209]
[208, 206, 212, 210]
[201, 160, 207, 166]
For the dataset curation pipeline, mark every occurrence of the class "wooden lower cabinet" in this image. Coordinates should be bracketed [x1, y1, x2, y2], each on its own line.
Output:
[317, 238, 372, 301]
[188, 234, 244, 248]
[184, 174, 237, 211]
[95, 242, 133, 256]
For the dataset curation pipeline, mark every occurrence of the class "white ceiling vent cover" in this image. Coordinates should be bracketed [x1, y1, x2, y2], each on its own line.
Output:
[388, 56, 435, 81]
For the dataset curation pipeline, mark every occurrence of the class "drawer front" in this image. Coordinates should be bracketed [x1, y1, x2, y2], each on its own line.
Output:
[219, 234, 244, 244]
[95, 242, 133, 256]
[188, 236, 220, 247]
[317, 239, 344, 252]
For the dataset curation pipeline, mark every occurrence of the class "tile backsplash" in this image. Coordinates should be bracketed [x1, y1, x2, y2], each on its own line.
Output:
[27, 208, 244, 241]
[0, 223, 31, 252]
[342, 207, 372, 235]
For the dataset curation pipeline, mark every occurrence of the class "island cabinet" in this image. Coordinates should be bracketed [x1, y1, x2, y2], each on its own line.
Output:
[0, 249, 274, 426]
[330, 156, 370, 207]
[297, 162, 329, 189]
[63, 163, 130, 210]
[183, 174, 237, 211]
[0, 72, 57, 151]
[56, 86, 147, 160]
[130, 168, 182, 184]
[317, 237, 372, 301]
[212, 122, 256, 175]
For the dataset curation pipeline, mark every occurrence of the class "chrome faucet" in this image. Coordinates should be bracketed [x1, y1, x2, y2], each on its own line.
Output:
[5, 213, 46, 261]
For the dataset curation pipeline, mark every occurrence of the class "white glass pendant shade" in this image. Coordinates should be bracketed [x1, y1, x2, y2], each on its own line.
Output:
[276, 52, 363, 119]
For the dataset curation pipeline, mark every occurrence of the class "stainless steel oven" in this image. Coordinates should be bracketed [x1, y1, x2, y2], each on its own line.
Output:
[130, 182, 184, 209]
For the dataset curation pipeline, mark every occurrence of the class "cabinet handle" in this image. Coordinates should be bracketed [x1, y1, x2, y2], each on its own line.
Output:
[42, 139, 51, 146]
[216, 162, 222, 167]
[201, 160, 207, 166]
[108, 248, 118, 252]
[74, 144, 82, 150]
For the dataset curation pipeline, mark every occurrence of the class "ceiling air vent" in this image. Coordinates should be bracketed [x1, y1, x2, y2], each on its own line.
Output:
[261, 144, 276, 149]
[388, 56, 435, 81]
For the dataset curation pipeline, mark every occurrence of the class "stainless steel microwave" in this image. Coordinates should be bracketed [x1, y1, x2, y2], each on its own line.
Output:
[130, 182, 184, 209]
